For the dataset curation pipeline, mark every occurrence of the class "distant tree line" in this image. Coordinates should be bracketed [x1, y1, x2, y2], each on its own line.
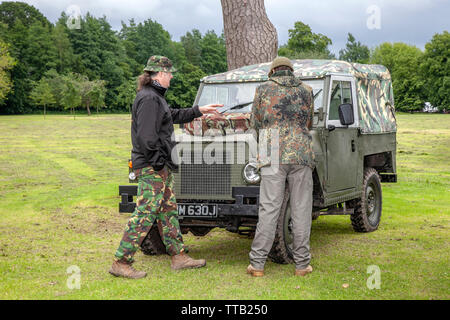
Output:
[0, 2, 448, 114]
[279, 22, 448, 112]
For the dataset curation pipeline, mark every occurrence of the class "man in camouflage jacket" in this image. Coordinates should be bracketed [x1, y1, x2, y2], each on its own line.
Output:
[247, 57, 315, 277]
[109, 56, 221, 279]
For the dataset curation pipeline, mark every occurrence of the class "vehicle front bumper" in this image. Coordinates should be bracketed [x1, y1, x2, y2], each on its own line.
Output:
[118, 185, 260, 217]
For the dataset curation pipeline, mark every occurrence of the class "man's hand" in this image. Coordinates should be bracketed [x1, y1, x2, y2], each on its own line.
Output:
[199, 104, 223, 115]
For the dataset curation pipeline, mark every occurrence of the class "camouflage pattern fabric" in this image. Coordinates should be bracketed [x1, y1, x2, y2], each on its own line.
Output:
[251, 69, 315, 168]
[201, 59, 391, 83]
[115, 166, 185, 263]
[200, 59, 396, 134]
[184, 112, 251, 136]
[143, 55, 178, 73]
[356, 77, 396, 133]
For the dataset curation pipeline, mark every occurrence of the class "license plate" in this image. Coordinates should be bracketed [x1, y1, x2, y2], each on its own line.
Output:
[177, 204, 218, 218]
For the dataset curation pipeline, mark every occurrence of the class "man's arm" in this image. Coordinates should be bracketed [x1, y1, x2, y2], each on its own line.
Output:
[170, 105, 203, 124]
[250, 86, 263, 132]
[170, 104, 223, 124]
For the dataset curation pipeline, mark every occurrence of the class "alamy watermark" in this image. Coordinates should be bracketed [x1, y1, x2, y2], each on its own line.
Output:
[172, 124, 281, 175]
[366, 265, 381, 289]
[366, 5, 381, 30]
[66, 265, 81, 290]
[66, 5, 81, 30]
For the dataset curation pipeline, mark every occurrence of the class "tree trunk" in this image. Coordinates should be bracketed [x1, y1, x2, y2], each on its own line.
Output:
[86, 100, 91, 116]
[221, 0, 278, 70]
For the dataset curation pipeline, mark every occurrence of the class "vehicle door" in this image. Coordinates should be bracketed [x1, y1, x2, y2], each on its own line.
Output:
[325, 75, 359, 193]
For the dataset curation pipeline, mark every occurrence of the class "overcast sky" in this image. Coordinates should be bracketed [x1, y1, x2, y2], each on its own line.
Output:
[14, 0, 450, 55]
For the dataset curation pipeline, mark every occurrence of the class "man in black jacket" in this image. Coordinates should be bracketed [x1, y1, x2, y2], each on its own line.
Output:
[110, 56, 222, 279]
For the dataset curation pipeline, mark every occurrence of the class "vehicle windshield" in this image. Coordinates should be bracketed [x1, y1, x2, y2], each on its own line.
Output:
[197, 82, 260, 113]
[197, 79, 324, 113]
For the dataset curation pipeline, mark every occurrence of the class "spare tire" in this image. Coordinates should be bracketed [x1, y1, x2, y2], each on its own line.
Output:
[268, 189, 294, 264]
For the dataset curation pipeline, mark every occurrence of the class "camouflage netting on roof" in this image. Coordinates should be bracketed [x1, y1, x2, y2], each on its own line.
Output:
[200, 59, 396, 134]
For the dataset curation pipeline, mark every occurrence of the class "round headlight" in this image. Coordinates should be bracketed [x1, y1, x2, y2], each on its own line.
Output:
[243, 163, 261, 184]
[129, 172, 136, 181]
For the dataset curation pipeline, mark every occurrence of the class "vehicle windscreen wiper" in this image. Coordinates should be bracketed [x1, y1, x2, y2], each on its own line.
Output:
[314, 89, 323, 100]
[218, 101, 253, 114]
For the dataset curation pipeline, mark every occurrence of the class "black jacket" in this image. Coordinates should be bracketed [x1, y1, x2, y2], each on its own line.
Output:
[131, 84, 202, 171]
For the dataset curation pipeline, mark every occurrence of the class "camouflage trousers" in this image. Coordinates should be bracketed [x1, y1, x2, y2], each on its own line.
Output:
[114, 166, 186, 263]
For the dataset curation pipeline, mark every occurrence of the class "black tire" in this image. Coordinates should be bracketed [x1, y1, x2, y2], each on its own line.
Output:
[312, 210, 320, 220]
[351, 167, 382, 232]
[140, 224, 167, 255]
[189, 227, 212, 237]
[268, 189, 294, 264]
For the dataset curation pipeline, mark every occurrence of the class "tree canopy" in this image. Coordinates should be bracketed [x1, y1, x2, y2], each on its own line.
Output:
[279, 21, 335, 59]
[371, 42, 425, 112]
[0, 2, 447, 114]
[420, 31, 450, 111]
[0, 39, 15, 104]
[339, 33, 370, 64]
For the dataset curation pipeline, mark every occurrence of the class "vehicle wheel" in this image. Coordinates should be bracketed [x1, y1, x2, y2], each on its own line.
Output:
[189, 227, 212, 236]
[351, 167, 382, 232]
[312, 210, 320, 220]
[140, 224, 167, 255]
[269, 189, 294, 264]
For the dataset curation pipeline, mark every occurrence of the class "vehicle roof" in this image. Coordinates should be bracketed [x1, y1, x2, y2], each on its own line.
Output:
[201, 59, 391, 83]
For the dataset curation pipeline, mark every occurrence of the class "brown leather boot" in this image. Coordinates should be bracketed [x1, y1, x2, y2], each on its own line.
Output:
[171, 252, 206, 270]
[247, 264, 264, 277]
[109, 260, 147, 279]
[294, 265, 313, 276]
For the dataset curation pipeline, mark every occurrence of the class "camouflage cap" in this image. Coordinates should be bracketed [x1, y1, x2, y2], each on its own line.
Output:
[143, 55, 178, 73]
[269, 56, 293, 76]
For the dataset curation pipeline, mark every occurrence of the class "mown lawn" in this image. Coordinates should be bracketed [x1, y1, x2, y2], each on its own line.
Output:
[0, 113, 448, 300]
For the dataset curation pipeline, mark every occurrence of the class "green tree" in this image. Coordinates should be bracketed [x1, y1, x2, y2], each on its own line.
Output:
[60, 74, 82, 118]
[30, 78, 55, 117]
[116, 78, 137, 113]
[119, 18, 177, 67]
[71, 73, 107, 115]
[371, 42, 425, 112]
[64, 13, 132, 109]
[280, 21, 334, 59]
[22, 21, 58, 80]
[339, 33, 370, 63]
[200, 31, 227, 74]
[181, 29, 227, 75]
[0, 2, 54, 114]
[1, 19, 31, 113]
[42, 69, 66, 109]
[181, 29, 203, 67]
[52, 21, 76, 74]
[89, 80, 106, 114]
[0, 1, 50, 28]
[166, 63, 206, 108]
[420, 31, 450, 111]
[0, 39, 16, 106]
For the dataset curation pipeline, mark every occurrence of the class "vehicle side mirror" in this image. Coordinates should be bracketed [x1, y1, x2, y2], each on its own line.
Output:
[338, 103, 354, 126]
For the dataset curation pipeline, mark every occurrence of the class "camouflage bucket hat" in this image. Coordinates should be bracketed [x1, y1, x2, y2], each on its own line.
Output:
[143, 55, 178, 73]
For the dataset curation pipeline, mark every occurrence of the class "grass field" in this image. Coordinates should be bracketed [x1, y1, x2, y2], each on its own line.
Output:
[0, 113, 448, 300]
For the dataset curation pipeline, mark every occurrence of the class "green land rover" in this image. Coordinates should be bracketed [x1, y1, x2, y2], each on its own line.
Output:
[119, 59, 397, 264]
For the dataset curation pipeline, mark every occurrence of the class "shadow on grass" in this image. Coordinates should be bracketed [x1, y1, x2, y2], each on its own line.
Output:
[179, 216, 359, 263]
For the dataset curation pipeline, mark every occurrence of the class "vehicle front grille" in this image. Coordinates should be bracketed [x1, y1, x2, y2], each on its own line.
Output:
[173, 141, 249, 200]
[180, 151, 231, 195]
